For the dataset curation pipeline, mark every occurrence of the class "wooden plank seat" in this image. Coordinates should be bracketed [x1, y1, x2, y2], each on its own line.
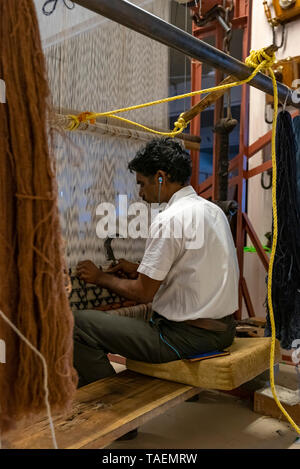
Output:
[127, 338, 281, 390]
[4, 337, 280, 449]
[4, 370, 200, 449]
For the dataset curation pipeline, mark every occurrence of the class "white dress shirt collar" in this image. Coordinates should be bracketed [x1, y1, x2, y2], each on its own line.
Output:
[166, 185, 197, 209]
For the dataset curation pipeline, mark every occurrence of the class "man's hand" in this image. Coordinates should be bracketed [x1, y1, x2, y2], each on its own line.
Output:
[76, 260, 103, 285]
[106, 258, 139, 279]
[77, 260, 161, 304]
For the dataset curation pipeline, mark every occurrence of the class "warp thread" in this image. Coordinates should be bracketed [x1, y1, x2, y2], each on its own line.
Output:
[45, 4, 170, 269]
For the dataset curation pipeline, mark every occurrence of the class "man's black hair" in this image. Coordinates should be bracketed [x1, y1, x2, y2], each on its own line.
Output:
[128, 137, 192, 185]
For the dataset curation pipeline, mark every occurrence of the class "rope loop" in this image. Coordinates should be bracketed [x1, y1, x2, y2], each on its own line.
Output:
[67, 114, 80, 131]
[174, 114, 189, 133]
[67, 112, 96, 131]
[77, 111, 96, 125]
[245, 47, 276, 70]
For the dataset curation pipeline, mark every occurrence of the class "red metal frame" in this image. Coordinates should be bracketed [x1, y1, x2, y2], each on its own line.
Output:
[189, 1, 276, 320]
[195, 82, 299, 317]
[190, 1, 251, 319]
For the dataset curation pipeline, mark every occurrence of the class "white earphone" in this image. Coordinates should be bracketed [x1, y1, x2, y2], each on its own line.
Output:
[158, 176, 163, 205]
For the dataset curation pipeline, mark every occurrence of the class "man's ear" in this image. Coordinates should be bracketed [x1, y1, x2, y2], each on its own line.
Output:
[156, 170, 166, 184]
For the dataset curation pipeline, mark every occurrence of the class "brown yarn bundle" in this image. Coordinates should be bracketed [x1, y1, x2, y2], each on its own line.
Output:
[0, 0, 77, 433]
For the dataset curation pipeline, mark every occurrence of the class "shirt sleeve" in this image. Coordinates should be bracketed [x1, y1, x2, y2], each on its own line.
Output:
[137, 216, 183, 281]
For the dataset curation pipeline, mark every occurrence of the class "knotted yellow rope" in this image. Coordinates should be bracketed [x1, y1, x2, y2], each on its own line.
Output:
[68, 47, 300, 434]
[66, 47, 276, 136]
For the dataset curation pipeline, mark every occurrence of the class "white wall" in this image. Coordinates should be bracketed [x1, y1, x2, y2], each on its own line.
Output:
[244, 0, 300, 318]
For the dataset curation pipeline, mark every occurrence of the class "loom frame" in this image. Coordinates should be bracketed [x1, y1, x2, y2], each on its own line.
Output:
[72, 0, 300, 319]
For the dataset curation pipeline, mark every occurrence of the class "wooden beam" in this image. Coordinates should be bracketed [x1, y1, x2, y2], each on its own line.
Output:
[51, 110, 201, 150]
[183, 140, 201, 151]
[199, 188, 212, 199]
[181, 75, 238, 126]
[245, 160, 272, 179]
[180, 134, 201, 143]
[254, 386, 300, 425]
[197, 176, 213, 194]
[247, 129, 273, 159]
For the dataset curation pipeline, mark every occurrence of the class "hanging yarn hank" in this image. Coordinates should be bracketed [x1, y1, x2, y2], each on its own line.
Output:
[0, 0, 77, 434]
[265, 111, 300, 350]
[293, 115, 300, 210]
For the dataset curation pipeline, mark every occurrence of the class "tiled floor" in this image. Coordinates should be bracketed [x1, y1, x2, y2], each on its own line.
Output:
[107, 363, 300, 450]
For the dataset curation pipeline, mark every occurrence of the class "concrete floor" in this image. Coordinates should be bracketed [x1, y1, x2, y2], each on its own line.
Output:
[107, 363, 300, 450]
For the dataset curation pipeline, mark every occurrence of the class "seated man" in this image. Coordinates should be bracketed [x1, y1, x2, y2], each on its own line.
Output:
[74, 137, 239, 387]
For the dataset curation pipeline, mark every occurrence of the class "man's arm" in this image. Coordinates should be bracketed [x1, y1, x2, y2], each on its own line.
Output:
[100, 271, 161, 303]
[76, 260, 161, 303]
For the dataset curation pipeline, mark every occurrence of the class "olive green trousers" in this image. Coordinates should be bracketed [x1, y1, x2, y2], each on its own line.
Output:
[73, 310, 236, 387]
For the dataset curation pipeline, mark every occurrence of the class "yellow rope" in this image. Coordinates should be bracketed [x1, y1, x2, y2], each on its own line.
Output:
[67, 47, 300, 434]
[267, 70, 300, 436]
[66, 48, 275, 135]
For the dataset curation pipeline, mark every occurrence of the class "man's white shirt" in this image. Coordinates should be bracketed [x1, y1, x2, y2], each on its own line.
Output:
[137, 185, 239, 321]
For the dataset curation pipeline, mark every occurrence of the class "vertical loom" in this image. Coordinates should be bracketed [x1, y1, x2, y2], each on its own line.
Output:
[44, 0, 170, 268]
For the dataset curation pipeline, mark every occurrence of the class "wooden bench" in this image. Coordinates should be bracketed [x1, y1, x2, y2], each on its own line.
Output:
[4, 370, 200, 449]
[3, 337, 281, 449]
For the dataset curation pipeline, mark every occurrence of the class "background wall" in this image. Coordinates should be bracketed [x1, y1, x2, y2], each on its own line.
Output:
[244, 0, 300, 318]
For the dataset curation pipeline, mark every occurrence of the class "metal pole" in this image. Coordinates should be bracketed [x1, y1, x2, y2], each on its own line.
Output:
[73, 0, 299, 108]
